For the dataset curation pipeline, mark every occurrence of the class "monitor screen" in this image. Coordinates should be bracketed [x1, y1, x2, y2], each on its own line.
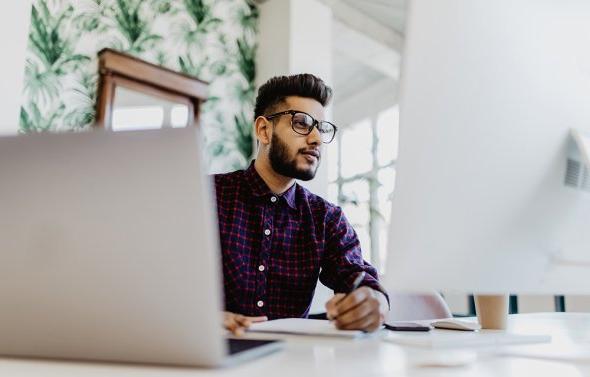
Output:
[386, 0, 590, 295]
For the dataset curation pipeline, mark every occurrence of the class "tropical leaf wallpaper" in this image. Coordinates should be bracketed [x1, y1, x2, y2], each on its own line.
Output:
[20, 0, 259, 172]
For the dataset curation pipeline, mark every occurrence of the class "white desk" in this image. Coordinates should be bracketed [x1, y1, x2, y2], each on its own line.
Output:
[0, 313, 588, 377]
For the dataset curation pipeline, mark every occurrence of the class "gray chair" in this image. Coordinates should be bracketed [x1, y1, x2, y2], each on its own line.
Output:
[386, 292, 452, 322]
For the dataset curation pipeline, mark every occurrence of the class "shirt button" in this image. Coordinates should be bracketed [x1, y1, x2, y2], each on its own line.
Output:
[258, 265, 265, 272]
[264, 229, 271, 236]
[270, 196, 277, 203]
[257, 300, 264, 308]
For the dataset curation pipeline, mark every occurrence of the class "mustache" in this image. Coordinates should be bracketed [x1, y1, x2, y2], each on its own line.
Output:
[298, 148, 321, 158]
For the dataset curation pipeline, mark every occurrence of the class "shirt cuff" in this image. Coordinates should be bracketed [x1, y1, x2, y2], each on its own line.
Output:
[362, 279, 390, 310]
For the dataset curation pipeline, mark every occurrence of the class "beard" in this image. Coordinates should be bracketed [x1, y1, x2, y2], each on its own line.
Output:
[268, 132, 319, 181]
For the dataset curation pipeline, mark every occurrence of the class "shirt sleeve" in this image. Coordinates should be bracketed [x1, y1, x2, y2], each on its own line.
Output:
[319, 206, 390, 305]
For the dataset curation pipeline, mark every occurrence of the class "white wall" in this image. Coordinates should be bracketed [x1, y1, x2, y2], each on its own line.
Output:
[257, 0, 333, 200]
[0, 2, 31, 134]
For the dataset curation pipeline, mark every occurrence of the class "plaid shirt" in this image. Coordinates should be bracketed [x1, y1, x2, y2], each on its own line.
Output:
[214, 162, 386, 319]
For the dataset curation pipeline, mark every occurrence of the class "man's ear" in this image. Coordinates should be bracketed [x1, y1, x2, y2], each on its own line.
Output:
[254, 116, 272, 146]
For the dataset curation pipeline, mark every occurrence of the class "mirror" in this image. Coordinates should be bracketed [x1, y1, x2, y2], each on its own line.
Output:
[111, 87, 190, 131]
[95, 49, 208, 130]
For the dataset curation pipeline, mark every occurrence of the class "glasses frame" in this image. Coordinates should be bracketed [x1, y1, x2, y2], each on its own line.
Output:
[264, 110, 338, 144]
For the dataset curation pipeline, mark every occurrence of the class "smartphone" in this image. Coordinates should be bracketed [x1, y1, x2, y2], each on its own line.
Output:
[384, 321, 432, 332]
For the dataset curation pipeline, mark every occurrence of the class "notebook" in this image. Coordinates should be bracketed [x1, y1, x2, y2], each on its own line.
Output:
[248, 318, 366, 338]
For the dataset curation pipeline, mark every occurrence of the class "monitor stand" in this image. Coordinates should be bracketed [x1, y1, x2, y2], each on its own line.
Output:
[474, 295, 509, 330]
[571, 128, 590, 169]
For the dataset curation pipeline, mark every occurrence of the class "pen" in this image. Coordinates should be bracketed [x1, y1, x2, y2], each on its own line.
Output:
[348, 271, 366, 294]
[329, 271, 366, 321]
[332, 271, 367, 319]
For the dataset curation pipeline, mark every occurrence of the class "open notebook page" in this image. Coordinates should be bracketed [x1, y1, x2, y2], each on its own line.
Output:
[248, 318, 365, 338]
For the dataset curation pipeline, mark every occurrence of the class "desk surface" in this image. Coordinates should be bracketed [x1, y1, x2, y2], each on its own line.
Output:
[1, 313, 588, 377]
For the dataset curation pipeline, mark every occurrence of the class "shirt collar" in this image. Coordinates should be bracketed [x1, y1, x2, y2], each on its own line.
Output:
[282, 182, 297, 209]
[245, 161, 297, 210]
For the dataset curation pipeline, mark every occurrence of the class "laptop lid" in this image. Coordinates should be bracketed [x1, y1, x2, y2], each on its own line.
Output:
[0, 128, 227, 366]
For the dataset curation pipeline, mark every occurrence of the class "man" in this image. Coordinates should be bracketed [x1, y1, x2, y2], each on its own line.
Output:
[215, 74, 389, 335]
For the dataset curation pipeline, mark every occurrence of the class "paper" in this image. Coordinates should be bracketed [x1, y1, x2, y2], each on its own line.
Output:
[248, 318, 365, 338]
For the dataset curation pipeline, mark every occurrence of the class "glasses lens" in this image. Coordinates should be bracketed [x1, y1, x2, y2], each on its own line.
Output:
[291, 112, 314, 134]
[318, 121, 336, 143]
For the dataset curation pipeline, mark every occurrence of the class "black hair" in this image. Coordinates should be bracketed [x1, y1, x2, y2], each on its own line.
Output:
[254, 74, 333, 120]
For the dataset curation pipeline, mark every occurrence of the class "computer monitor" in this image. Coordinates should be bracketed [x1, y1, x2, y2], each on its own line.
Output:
[385, 0, 590, 295]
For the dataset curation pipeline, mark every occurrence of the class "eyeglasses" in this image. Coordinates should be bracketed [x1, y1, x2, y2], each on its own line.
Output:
[264, 110, 338, 144]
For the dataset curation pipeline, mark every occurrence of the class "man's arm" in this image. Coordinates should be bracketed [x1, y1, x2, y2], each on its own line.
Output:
[319, 206, 390, 332]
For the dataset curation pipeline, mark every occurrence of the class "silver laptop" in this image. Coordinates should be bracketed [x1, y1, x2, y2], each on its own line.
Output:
[0, 128, 281, 367]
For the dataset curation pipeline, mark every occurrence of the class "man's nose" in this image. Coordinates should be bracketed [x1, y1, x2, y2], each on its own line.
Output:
[307, 125, 321, 145]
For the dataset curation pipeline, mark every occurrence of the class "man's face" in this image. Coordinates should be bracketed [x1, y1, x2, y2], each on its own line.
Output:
[267, 96, 325, 181]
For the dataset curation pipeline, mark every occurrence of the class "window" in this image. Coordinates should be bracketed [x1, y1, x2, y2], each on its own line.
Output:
[328, 106, 400, 271]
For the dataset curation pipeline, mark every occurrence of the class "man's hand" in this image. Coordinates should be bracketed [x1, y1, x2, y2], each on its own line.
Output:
[325, 287, 388, 332]
[223, 311, 268, 336]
